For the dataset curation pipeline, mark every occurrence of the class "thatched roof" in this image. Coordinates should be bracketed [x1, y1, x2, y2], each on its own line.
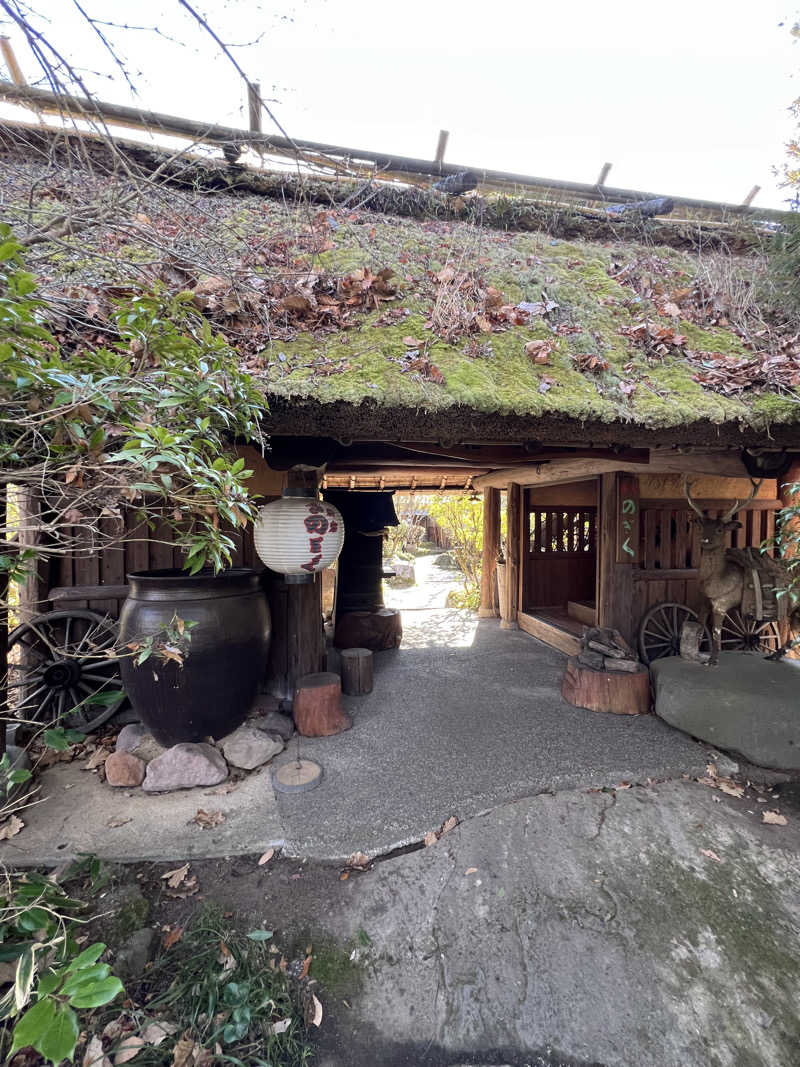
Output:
[3, 122, 799, 447]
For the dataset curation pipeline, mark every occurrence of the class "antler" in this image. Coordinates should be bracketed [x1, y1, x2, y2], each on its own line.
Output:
[682, 476, 705, 518]
[721, 477, 762, 522]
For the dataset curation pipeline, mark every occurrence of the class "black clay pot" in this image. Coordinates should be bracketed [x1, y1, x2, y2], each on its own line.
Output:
[119, 568, 271, 747]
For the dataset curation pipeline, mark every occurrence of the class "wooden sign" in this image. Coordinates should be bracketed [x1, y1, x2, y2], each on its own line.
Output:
[616, 474, 640, 564]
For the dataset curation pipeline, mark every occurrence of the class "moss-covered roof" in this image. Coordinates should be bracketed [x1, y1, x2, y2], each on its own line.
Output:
[3, 122, 800, 443]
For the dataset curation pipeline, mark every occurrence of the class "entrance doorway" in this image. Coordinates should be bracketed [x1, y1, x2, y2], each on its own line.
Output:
[521, 479, 598, 641]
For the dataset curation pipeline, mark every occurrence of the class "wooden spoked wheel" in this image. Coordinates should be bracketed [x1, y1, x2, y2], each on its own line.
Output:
[638, 603, 711, 665]
[720, 609, 782, 654]
[7, 610, 125, 733]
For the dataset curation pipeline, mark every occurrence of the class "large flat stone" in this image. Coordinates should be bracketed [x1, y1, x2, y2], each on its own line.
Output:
[651, 652, 800, 770]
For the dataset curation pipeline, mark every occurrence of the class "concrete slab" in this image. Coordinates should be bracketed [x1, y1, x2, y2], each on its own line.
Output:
[197, 779, 800, 1067]
[2, 761, 284, 867]
[652, 652, 800, 770]
[276, 614, 709, 860]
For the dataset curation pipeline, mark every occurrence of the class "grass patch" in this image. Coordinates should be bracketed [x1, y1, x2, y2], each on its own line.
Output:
[99, 905, 313, 1067]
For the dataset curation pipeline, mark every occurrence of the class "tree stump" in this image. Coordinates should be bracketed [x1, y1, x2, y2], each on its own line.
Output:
[293, 672, 352, 737]
[334, 608, 402, 651]
[340, 647, 374, 696]
[561, 657, 650, 716]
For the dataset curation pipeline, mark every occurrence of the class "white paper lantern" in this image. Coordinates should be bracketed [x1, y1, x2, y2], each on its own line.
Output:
[254, 490, 345, 583]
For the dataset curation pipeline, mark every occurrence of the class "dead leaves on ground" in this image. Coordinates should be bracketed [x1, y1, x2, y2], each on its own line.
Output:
[191, 809, 226, 830]
[424, 815, 459, 847]
[160, 863, 199, 898]
[698, 762, 745, 798]
[699, 763, 789, 828]
[339, 850, 372, 880]
[170, 1030, 216, 1067]
[763, 810, 788, 826]
[162, 925, 184, 950]
[0, 815, 24, 840]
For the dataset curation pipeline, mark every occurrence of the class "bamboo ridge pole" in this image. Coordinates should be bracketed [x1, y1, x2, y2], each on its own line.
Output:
[0, 81, 782, 219]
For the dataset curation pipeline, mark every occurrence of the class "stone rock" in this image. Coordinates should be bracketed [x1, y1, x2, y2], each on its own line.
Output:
[105, 751, 146, 788]
[113, 927, 156, 981]
[133, 735, 167, 763]
[253, 711, 295, 742]
[116, 723, 166, 763]
[142, 742, 228, 793]
[116, 723, 148, 753]
[652, 652, 800, 771]
[220, 725, 284, 771]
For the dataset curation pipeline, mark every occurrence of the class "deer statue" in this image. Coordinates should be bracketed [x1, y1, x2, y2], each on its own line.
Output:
[683, 476, 762, 664]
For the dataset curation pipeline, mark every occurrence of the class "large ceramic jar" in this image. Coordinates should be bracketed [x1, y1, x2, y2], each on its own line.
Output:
[119, 568, 271, 747]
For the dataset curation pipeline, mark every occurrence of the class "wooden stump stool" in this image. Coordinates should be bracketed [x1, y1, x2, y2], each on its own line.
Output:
[293, 672, 352, 737]
[334, 608, 402, 651]
[561, 657, 650, 716]
[340, 647, 373, 696]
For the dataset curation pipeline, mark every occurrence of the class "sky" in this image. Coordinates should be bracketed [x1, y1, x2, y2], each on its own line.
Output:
[1, 0, 798, 208]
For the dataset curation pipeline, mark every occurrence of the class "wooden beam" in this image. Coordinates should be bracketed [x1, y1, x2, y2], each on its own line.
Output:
[0, 38, 26, 86]
[742, 185, 761, 207]
[518, 611, 580, 656]
[474, 450, 751, 490]
[501, 483, 521, 630]
[479, 487, 500, 618]
[474, 458, 629, 490]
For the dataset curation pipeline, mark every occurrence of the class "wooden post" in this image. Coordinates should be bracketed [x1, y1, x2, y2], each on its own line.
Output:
[268, 469, 325, 702]
[501, 483, 521, 630]
[340, 647, 373, 695]
[434, 129, 449, 168]
[598, 473, 634, 645]
[742, 185, 761, 207]
[247, 82, 261, 133]
[0, 38, 26, 86]
[596, 162, 612, 187]
[479, 487, 500, 618]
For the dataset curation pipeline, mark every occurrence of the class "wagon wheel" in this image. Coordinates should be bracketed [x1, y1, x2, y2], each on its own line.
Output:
[7, 610, 125, 733]
[720, 609, 782, 654]
[638, 602, 711, 665]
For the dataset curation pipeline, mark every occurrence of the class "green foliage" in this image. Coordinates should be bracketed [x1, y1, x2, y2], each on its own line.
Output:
[0, 871, 123, 1065]
[766, 213, 800, 317]
[142, 905, 311, 1064]
[429, 495, 483, 605]
[383, 520, 424, 559]
[773, 480, 800, 603]
[0, 224, 268, 581]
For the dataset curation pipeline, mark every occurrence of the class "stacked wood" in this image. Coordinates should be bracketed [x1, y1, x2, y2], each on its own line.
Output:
[340, 647, 374, 695]
[579, 626, 641, 673]
[561, 626, 649, 715]
[293, 671, 352, 737]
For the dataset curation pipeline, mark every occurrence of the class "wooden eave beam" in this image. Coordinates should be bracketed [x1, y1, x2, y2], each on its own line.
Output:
[473, 450, 750, 490]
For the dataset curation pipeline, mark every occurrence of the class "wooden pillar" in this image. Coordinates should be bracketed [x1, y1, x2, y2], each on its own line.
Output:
[501, 483, 521, 630]
[265, 469, 325, 703]
[478, 487, 500, 618]
[598, 473, 635, 645]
